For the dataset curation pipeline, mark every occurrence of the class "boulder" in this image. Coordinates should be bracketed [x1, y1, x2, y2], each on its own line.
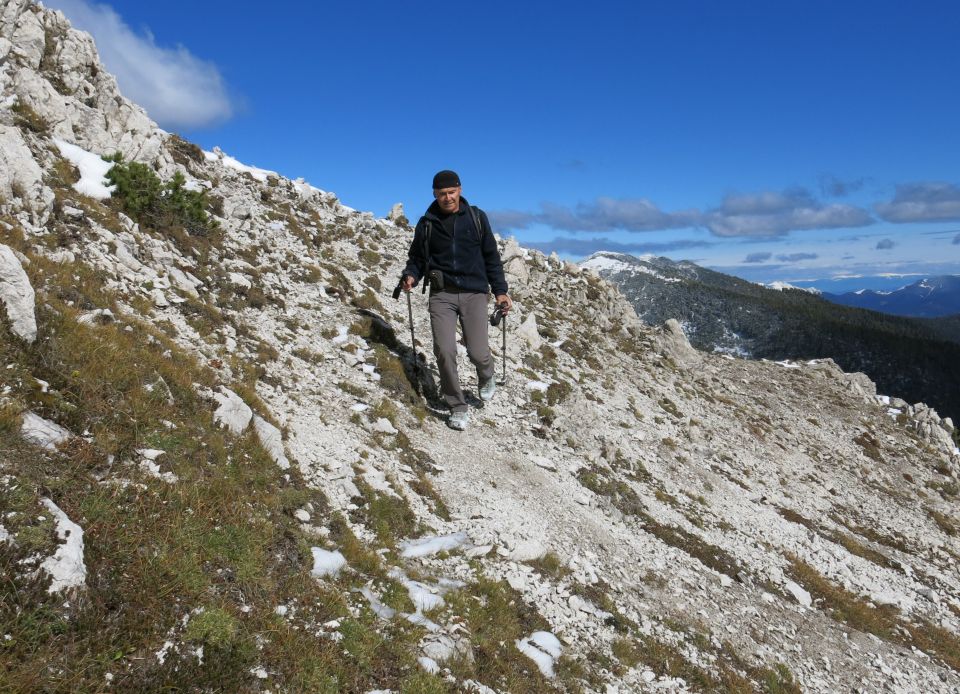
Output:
[516, 312, 542, 350]
[0, 243, 37, 342]
[655, 319, 698, 366]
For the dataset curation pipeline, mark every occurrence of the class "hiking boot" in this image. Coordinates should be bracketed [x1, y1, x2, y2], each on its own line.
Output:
[479, 378, 497, 402]
[448, 410, 469, 431]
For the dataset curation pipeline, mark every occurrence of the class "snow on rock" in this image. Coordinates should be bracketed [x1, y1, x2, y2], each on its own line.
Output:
[310, 547, 346, 578]
[253, 415, 290, 470]
[53, 139, 115, 199]
[21, 411, 72, 450]
[40, 498, 86, 593]
[516, 631, 562, 678]
[204, 148, 277, 183]
[0, 243, 36, 342]
[399, 532, 470, 559]
[212, 387, 252, 434]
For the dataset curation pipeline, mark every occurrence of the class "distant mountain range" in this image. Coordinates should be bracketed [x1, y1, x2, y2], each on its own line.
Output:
[582, 252, 960, 423]
[822, 276, 960, 318]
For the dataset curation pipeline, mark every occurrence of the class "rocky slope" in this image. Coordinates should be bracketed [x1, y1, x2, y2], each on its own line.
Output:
[2, 2, 960, 692]
[583, 251, 960, 426]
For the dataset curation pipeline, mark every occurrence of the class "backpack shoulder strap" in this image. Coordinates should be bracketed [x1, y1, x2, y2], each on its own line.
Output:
[470, 206, 484, 241]
[420, 217, 432, 293]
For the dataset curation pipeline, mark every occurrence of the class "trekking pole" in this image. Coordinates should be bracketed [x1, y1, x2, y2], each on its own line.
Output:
[393, 282, 420, 388]
[501, 311, 507, 385]
[490, 301, 508, 385]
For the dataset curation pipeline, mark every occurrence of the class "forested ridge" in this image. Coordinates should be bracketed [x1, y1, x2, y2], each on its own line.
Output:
[598, 255, 960, 424]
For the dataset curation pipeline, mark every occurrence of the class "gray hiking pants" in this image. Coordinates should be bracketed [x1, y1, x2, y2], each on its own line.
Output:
[428, 289, 495, 413]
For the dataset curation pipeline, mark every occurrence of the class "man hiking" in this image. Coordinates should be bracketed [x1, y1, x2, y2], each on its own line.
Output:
[400, 170, 512, 431]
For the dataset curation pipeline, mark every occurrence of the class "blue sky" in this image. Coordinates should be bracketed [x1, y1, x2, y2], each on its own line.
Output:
[48, 0, 960, 291]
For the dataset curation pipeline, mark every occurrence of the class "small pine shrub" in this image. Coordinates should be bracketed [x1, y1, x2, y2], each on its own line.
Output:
[105, 154, 216, 239]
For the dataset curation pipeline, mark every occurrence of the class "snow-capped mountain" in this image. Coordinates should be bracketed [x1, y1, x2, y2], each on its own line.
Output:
[824, 275, 960, 317]
[2, 3, 960, 692]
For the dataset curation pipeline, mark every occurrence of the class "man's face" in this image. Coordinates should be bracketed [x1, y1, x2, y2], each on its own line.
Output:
[434, 186, 461, 213]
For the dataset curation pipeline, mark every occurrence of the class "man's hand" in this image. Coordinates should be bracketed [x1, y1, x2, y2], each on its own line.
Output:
[401, 275, 415, 292]
[495, 294, 513, 313]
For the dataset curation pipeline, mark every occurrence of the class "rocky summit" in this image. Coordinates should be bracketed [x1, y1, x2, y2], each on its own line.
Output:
[1, 2, 959, 692]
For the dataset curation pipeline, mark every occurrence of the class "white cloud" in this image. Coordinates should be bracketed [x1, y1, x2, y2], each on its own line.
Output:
[489, 197, 698, 233]
[47, 0, 233, 129]
[704, 189, 874, 237]
[876, 182, 960, 223]
[492, 188, 874, 239]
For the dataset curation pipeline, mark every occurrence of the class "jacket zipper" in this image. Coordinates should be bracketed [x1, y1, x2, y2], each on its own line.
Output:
[451, 208, 458, 281]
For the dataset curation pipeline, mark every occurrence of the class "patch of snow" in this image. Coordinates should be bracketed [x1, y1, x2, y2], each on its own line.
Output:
[516, 631, 562, 678]
[53, 139, 115, 199]
[212, 387, 252, 434]
[399, 532, 470, 558]
[204, 148, 277, 183]
[310, 547, 346, 578]
[21, 412, 72, 450]
[360, 585, 396, 620]
[155, 640, 174, 664]
[40, 498, 86, 593]
[766, 281, 821, 294]
[139, 459, 178, 484]
[253, 415, 290, 470]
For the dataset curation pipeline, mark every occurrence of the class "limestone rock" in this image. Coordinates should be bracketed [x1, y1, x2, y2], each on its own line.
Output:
[0, 242, 37, 342]
[0, 124, 52, 222]
[516, 312, 542, 350]
[655, 318, 698, 366]
[387, 202, 407, 225]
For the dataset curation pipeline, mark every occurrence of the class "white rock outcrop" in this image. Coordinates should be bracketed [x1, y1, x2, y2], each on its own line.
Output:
[0, 242, 36, 342]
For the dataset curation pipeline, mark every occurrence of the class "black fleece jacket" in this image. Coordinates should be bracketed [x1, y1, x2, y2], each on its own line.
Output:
[402, 196, 508, 296]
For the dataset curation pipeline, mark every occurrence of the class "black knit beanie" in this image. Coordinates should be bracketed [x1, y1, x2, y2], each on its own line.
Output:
[432, 170, 461, 189]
